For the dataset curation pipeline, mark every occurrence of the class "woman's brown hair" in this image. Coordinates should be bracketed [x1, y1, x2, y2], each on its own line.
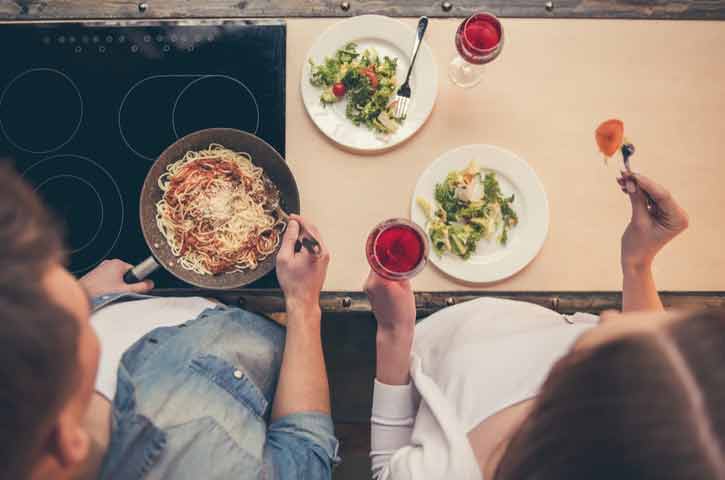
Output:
[494, 309, 725, 480]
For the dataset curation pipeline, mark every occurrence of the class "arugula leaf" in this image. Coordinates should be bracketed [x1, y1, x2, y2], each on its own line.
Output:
[308, 43, 401, 134]
[426, 167, 519, 258]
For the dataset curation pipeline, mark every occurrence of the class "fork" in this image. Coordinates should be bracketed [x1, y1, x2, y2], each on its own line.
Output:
[621, 142, 657, 213]
[274, 206, 323, 257]
[394, 16, 429, 120]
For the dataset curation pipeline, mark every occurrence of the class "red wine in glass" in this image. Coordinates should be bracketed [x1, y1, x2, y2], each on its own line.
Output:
[366, 218, 429, 281]
[449, 12, 504, 88]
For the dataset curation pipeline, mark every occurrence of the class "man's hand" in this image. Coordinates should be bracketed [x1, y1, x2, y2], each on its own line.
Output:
[618, 172, 689, 271]
[276, 215, 330, 315]
[79, 259, 154, 298]
[271, 215, 331, 420]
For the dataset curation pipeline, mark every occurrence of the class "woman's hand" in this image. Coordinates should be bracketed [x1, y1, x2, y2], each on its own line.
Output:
[617, 172, 688, 312]
[365, 271, 416, 385]
[364, 271, 416, 334]
[618, 172, 689, 271]
[79, 259, 154, 298]
[276, 215, 330, 316]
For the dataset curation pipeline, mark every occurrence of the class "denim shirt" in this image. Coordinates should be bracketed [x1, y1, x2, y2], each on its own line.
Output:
[93, 293, 339, 480]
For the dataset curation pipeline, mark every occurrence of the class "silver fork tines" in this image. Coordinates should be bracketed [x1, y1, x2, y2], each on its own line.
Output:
[394, 17, 428, 120]
[394, 96, 409, 119]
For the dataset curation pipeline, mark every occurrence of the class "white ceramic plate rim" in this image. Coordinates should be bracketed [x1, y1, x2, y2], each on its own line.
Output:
[410, 144, 550, 283]
[300, 15, 438, 152]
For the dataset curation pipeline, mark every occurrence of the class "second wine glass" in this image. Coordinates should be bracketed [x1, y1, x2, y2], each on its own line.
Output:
[449, 12, 504, 88]
[365, 218, 429, 281]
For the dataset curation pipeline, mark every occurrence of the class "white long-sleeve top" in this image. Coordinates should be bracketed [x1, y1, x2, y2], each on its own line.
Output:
[370, 298, 598, 480]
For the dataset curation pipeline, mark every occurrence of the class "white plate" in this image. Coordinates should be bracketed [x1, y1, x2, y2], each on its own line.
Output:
[301, 15, 438, 152]
[410, 145, 549, 283]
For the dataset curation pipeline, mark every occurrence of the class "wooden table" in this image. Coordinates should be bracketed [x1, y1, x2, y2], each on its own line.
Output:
[2, 6, 724, 312]
[135, 17, 725, 313]
[286, 18, 725, 291]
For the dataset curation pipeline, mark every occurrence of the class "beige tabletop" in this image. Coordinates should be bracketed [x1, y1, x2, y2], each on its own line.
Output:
[285, 18, 725, 292]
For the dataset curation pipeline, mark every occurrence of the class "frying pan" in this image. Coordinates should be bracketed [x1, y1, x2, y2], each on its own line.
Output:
[124, 128, 300, 289]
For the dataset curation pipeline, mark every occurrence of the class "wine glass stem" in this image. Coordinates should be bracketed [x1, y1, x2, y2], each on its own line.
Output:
[448, 54, 484, 88]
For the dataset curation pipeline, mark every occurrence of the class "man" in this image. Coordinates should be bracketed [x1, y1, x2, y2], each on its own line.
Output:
[0, 164, 338, 479]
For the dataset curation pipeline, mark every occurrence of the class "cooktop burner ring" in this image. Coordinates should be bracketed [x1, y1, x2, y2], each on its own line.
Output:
[22, 154, 124, 274]
[171, 74, 260, 139]
[3, 21, 286, 284]
[35, 174, 105, 254]
[118, 74, 262, 162]
[0, 68, 83, 155]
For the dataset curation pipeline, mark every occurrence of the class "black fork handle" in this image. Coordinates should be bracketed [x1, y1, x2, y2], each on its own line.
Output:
[622, 143, 657, 212]
[299, 236, 323, 256]
[403, 17, 429, 86]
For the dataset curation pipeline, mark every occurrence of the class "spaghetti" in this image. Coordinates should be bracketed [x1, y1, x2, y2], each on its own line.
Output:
[155, 144, 285, 275]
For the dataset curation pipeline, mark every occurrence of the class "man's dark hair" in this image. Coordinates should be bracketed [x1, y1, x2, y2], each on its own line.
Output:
[0, 163, 80, 478]
[495, 309, 725, 480]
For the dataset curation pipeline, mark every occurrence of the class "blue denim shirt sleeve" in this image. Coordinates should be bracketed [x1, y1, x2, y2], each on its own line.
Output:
[265, 411, 340, 480]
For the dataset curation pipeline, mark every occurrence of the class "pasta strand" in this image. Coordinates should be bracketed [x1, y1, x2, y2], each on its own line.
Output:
[155, 144, 285, 275]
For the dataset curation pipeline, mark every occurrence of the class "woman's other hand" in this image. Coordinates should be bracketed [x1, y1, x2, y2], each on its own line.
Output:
[364, 270, 416, 334]
[365, 271, 416, 385]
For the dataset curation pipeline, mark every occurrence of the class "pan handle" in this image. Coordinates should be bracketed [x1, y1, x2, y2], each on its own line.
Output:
[124, 256, 160, 284]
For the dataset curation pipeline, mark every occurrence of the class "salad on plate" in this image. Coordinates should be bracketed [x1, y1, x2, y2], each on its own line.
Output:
[417, 161, 518, 260]
[309, 42, 401, 134]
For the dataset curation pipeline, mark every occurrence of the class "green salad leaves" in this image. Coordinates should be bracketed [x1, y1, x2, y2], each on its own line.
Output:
[417, 162, 518, 260]
[309, 42, 401, 134]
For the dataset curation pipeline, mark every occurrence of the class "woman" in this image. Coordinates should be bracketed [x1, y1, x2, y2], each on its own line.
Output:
[366, 172, 723, 479]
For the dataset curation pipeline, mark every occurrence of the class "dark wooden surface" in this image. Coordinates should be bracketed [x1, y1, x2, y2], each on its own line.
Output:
[154, 288, 725, 315]
[323, 312, 375, 479]
[334, 422, 370, 480]
[1, 0, 724, 20]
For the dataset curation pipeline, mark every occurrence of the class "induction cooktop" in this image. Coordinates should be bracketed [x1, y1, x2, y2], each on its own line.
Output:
[0, 20, 286, 288]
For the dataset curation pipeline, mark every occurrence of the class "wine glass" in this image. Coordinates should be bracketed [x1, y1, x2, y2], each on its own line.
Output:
[449, 12, 504, 88]
[365, 218, 429, 281]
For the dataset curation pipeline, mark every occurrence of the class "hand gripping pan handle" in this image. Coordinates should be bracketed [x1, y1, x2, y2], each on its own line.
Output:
[123, 256, 160, 283]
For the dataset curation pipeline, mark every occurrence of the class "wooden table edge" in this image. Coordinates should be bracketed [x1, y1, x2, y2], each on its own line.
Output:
[149, 289, 725, 315]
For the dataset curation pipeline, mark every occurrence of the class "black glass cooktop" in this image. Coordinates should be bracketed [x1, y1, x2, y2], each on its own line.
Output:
[0, 20, 285, 288]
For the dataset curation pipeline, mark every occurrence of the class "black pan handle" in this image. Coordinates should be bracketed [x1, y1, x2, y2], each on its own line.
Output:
[124, 256, 160, 283]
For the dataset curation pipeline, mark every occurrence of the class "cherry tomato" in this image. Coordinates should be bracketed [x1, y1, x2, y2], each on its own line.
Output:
[332, 82, 346, 97]
[359, 67, 379, 89]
